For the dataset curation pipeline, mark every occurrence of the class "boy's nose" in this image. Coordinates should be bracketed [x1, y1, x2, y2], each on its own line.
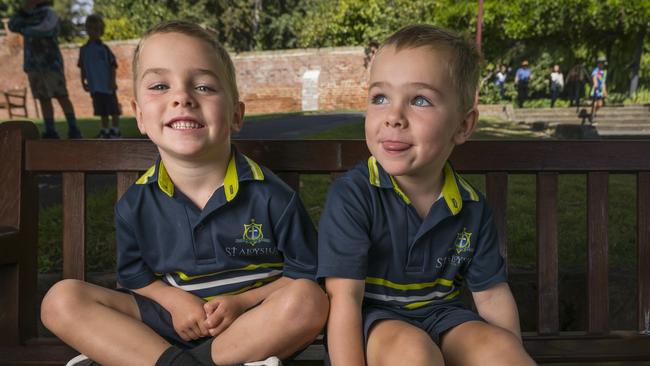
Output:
[384, 107, 407, 128]
[171, 90, 196, 108]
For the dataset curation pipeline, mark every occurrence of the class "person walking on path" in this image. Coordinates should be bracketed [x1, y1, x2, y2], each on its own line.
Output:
[590, 56, 608, 122]
[549, 64, 564, 108]
[514, 60, 531, 108]
[9, 0, 82, 139]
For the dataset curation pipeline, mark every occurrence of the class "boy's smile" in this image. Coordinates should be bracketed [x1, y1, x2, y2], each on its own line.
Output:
[365, 45, 475, 184]
[132, 32, 243, 163]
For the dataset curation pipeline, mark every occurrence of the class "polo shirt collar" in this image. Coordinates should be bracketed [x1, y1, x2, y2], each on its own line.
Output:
[135, 145, 265, 201]
[367, 156, 478, 215]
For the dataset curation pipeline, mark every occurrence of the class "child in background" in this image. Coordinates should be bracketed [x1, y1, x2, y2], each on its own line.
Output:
[42, 20, 327, 366]
[78, 14, 121, 138]
[318, 24, 536, 366]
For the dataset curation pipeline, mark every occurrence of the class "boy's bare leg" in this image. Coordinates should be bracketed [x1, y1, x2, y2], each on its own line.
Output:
[100, 115, 109, 129]
[366, 319, 444, 366]
[210, 279, 328, 365]
[41, 279, 169, 366]
[111, 114, 120, 128]
[56, 96, 75, 116]
[441, 321, 536, 366]
[38, 98, 54, 120]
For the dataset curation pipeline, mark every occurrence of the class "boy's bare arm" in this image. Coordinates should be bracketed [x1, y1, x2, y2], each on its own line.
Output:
[326, 277, 366, 366]
[133, 279, 210, 341]
[472, 282, 522, 341]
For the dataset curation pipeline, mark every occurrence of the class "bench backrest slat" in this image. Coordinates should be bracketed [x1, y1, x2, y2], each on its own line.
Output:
[638, 172, 650, 333]
[536, 173, 560, 334]
[117, 172, 141, 202]
[486, 172, 509, 263]
[587, 172, 610, 333]
[62, 172, 85, 281]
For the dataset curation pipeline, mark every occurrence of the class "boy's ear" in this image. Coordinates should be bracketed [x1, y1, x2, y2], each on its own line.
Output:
[453, 94, 479, 146]
[230, 101, 245, 133]
[131, 99, 147, 135]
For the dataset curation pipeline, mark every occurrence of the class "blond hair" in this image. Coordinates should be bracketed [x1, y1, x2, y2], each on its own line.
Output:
[131, 20, 239, 103]
[380, 24, 480, 112]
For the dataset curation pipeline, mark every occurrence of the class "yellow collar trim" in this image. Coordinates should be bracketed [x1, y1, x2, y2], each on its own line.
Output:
[135, 161, 174, 197]
[368, 156, 381, 187]
[224, 153, 239, 202]
[157, 161, 174, 197]
[442, 163, 462, 215]
[136, 164, 156, 185]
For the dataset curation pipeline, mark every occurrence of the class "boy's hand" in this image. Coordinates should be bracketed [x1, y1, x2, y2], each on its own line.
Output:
[203, 295, 247, 337]
[167, 290, 211, 341]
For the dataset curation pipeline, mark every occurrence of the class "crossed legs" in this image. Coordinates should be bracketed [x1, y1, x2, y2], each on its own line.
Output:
[41, 278, 328, 366]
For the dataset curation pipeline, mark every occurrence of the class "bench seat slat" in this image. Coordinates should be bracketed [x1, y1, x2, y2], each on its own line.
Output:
[587, 172, 609, 333]
[638, 172, 650, 333]
[62, 172, 85, 281]
[486, 172, 508, 262]
[537, 173, 559, 334]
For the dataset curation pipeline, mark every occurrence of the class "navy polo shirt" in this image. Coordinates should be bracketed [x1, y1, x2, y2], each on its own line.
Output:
[317, 157, 506, 312]
[116, 146, 318, 300]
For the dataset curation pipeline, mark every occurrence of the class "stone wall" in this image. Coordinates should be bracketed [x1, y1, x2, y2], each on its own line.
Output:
[0, 31, 369, 119]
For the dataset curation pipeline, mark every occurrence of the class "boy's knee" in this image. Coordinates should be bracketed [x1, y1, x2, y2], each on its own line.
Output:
[277, 279, 328, 331]
[369, 326, 440, 366]
[473, 326, 526, 362]
[41, 279, 86, 328]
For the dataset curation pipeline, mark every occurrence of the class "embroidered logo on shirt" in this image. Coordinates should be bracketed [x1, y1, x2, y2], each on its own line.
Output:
[454, 228, 472, 255]
[242, 219, 264, 246]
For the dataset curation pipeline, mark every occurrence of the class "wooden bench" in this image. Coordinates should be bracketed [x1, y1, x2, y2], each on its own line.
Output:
[1, 120, 649, 365]
[0, 88, 29, 119]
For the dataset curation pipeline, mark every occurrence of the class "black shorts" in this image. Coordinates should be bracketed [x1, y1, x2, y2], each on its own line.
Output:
[91, 92, 121, 117]
[117, 288, 207, 349]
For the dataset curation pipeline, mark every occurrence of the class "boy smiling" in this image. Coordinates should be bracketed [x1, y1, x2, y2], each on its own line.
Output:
[41, 20, 327, 366]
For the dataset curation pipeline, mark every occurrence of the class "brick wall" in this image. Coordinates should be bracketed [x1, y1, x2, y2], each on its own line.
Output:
[0, 32, 369, 119]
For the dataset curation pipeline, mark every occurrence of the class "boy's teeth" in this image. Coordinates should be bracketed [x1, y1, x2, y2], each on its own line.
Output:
[169, 121, 201, 129]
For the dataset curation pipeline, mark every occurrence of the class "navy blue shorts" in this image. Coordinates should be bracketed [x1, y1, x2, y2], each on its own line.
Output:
[117, 288, 207, 349]
[323, 301, 482, 365]
[362, 301, 483, 345]
[91, 92, 121, 117]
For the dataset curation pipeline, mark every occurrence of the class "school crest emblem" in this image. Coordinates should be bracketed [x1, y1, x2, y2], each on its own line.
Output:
[242, 219, 264, 246]
[454, 228, 472, 254]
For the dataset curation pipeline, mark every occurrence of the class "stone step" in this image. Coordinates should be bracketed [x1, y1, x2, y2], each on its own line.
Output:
[519, 117, 650, 125]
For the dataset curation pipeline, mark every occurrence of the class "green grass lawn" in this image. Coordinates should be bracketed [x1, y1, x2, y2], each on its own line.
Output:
[36, 115, 637, 273]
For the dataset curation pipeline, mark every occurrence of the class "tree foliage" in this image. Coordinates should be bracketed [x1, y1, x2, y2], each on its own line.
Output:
[1, 0, 648, 93]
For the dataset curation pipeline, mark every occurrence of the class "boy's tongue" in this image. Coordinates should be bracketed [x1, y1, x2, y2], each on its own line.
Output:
[382, 141, 411, 152]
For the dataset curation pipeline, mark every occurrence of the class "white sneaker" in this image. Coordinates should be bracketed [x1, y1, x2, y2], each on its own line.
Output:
[65, 354, 100, 366]
[244, 356, 282, 366]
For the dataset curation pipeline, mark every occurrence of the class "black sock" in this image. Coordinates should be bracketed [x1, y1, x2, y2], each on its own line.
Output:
[155, 345, 205, 366]
[187, 339, 215, 365]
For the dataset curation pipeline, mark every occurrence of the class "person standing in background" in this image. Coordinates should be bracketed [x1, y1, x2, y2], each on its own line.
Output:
[9, 0, 82, 139]
[514, 60, 531, 108]
[590, 56, 607, 122]
[549, 64, 564, 108]
[78, 14, 122, 138]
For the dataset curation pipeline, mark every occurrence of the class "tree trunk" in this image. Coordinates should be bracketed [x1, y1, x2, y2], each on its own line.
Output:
[629, 31, 645, 98]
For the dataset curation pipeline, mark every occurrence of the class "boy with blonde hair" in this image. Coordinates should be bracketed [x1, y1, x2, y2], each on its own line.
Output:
[42, 20, 328, 366]
[318, 24, 535, 365]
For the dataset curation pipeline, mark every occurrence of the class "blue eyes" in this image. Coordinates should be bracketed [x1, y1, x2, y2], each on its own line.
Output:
[147, 84, 215, 92]
[413, 96, 432, 107]
[149, 84, 168, 91]
[370, 94, 433, 107]
[371, 95, 387, 104]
